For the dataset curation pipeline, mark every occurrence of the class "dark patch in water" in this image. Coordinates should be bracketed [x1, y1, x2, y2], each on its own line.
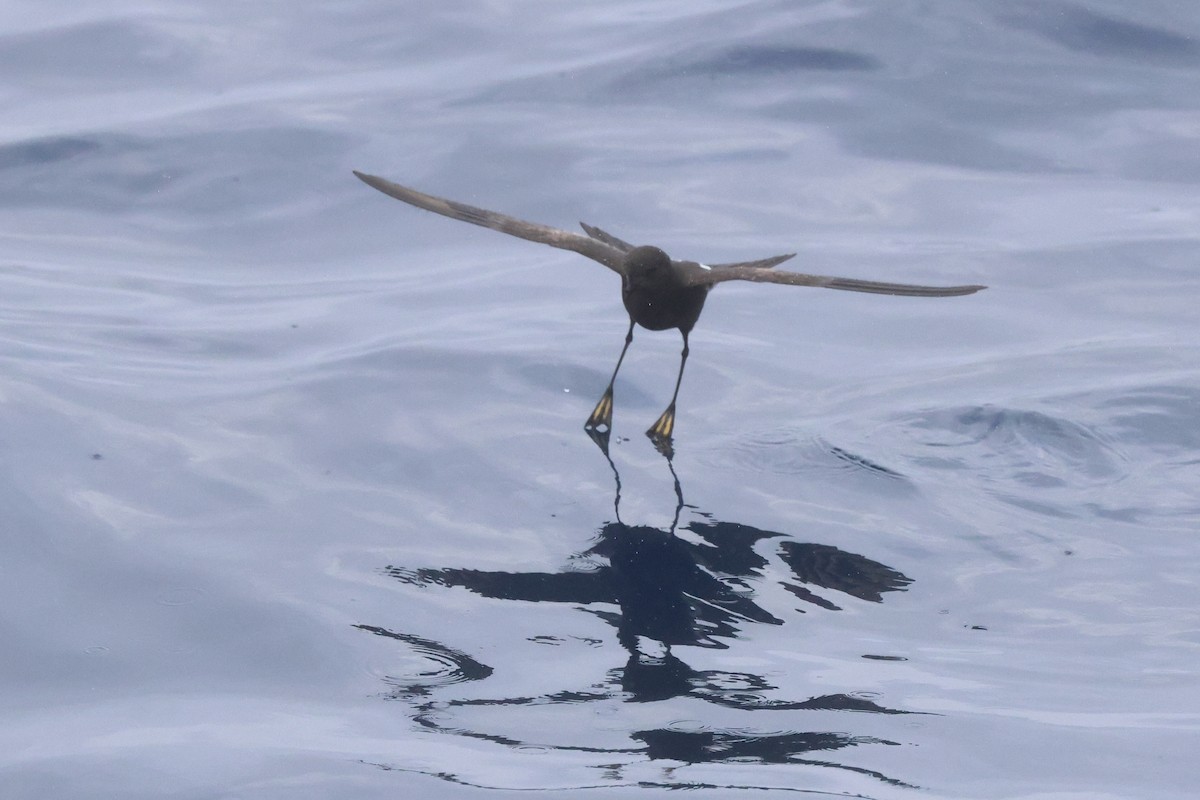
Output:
[625, 43, 883, 91]
[1002, 4, 1200, 64]
[779, 542, 913, 603]
[0, 137, 100, 170]
[680, 44, 882, 75]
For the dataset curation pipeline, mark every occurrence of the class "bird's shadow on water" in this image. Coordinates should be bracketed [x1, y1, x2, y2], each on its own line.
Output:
[358, 431, 920, 790]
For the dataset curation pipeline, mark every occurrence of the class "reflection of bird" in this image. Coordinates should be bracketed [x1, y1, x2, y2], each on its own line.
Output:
[354, 171, 986, 449]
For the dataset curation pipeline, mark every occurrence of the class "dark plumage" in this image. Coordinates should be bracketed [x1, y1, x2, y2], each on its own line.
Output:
[353, 171, 985, 449]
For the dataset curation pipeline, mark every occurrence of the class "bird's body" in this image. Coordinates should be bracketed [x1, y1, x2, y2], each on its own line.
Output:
[621, 246, 708, 333]
[353, 170, 985, 451]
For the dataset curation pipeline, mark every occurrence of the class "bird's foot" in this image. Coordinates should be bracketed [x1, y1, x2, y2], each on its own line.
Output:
[584, 386, 614, 433]
[646, 403, 676, 457]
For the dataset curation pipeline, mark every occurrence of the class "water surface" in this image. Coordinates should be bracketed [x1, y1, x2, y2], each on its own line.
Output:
[1, 2, 1198, 798]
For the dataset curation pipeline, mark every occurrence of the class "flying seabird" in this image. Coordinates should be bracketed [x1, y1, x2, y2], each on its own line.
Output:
[353, 170, 985, 451]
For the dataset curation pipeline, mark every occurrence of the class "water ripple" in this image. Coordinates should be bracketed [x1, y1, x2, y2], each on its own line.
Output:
[706, 429, 910, 483]
[354, 624, 493, 697]
[908, 404, 1127, 485]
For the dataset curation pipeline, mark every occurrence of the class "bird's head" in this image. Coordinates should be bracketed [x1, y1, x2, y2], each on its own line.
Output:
[624, 245, 672, 280]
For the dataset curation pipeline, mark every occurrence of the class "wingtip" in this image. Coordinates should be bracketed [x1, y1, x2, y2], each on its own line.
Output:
[352, 170, 400, 197]
[933, 283, 987, 297]
[762, 252, 797, 269]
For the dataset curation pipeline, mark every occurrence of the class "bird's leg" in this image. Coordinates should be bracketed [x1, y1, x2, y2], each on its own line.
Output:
[585, 319, 635, 433]
[647, 331, 689, 448]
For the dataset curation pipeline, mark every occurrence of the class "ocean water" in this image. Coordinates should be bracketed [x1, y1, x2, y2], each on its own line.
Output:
[1, 2, 1198, 798]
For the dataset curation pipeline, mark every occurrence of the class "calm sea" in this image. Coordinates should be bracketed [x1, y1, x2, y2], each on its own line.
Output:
[2, 2, 1197, 798]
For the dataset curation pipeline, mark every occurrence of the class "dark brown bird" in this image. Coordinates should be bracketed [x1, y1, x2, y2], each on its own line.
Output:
[353, 171, 985, 450]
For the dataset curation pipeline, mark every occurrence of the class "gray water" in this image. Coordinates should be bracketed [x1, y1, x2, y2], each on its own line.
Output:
[2, 2, 1198, 798]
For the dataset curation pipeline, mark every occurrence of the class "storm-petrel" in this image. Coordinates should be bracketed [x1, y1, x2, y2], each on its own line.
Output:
[353, 171, 985, 450]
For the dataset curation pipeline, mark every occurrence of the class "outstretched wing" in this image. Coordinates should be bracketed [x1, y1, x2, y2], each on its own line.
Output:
[354, 171, 626, 274]
[582, 222, 795, 272]
[579, 222, 634, 253]
[683, 263, 986, 297]
[706, 253, 797, 270]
